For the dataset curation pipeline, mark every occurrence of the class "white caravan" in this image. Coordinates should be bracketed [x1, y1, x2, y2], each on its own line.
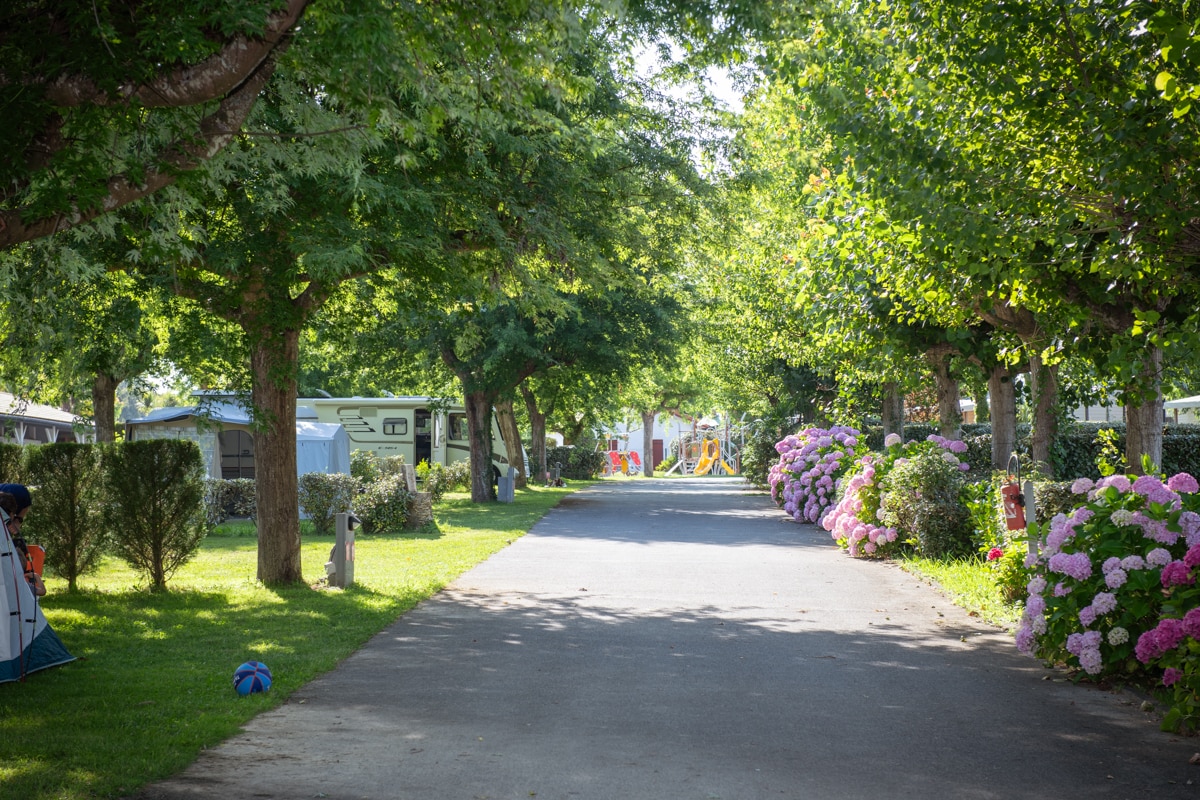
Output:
[300, 396, 513, 475]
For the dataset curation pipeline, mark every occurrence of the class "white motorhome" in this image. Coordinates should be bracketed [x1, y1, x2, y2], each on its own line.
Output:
[300, 396, 513, 475]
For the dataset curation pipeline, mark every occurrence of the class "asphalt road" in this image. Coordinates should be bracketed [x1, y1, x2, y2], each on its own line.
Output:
[137, 477, 1200, 800]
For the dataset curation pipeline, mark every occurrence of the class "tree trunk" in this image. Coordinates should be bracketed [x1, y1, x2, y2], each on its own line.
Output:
[1028, 351, 1059, 477]
[1124, 345, 1164, 475]
[926, 349, 962, 439]
[642, 410, 656, 477]
[974, 389, 990, 423]
[92, 372, 118, 443]
[988, 364, 1018, 472]
[881, 382, 905, 440]
[520, 385, 548, 482]
[250, 328, 303, 585]
[495, 397, 526, 489]
[463, 389, 498, 502]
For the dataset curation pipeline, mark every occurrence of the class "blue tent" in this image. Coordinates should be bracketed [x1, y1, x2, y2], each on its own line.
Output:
[1, 520, 74, 683]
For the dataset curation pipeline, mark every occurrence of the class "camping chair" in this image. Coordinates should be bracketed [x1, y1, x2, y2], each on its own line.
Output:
[627, 451, 643, 474]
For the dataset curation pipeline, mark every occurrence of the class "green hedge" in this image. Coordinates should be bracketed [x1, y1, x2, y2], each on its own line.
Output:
[298, 472, 360, 536]
[0, 442, 25, 483]
[545, 446, 606, 480]
[1051, 423, 1200, 480]
[855, 423, 1200, 482]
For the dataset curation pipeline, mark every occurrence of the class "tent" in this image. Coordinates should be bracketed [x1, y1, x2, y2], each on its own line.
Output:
[296, 420, 351, 476]
[1, 519, 74, 683]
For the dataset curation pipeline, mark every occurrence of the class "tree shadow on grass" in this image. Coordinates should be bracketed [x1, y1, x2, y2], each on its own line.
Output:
[0, 581, 424, 800]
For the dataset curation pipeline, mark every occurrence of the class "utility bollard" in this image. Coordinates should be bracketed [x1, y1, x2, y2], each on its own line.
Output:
[331, 512, 360, 588]
[498, 466, 516, 503]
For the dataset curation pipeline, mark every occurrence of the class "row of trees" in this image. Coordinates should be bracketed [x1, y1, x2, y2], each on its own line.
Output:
[695, 1, 1200, 480]
[0, 1, 755, 585]
[9, 2, 1198, 583]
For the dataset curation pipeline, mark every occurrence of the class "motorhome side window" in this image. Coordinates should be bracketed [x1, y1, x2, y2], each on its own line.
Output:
[448, 413, 468, 440]
[383, 418, 407, 436]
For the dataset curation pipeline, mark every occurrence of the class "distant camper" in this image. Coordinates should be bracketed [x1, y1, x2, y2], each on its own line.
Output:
[301, 396, 513, 475]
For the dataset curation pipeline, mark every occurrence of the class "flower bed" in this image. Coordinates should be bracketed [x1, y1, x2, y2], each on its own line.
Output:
[1015, 471, 1200, 730]
[821, 433, 970, 557]
[768, 426, 860, 524]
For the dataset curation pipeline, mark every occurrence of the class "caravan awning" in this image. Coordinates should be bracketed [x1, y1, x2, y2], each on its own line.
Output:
[1165, 395, 1200, 409]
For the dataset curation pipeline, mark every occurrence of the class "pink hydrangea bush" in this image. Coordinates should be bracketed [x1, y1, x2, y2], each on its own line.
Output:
[1016, 472, 1200, 705]
[821, 434, 969, 557]
[768, 426, 860, 524]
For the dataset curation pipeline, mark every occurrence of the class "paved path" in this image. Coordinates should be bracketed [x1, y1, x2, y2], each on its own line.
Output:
[140, 478, 1200, 799]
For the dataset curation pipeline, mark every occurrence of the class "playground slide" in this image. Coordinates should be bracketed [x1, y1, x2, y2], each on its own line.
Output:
[693, 440, 719, 476]
[691, 439, 737, 476]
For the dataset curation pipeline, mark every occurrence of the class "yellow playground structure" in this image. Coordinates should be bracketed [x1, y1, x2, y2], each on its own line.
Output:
[682, 436, 736, 476]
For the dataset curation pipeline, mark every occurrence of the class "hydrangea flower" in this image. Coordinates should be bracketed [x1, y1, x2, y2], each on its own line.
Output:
[1120, 554, 1146, 571]
[1091, 592, 1117, 614]
[1147, 548, 1174, 567]
[769, 426, 861, 525]
[1071, 477, 1095, 495]
[1168, 473, 1200, 494]
[1109, 509, 1135, 526]
[1161, 560, 1194, 588]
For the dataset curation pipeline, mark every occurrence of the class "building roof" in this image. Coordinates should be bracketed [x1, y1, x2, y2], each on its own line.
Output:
[129, 402, 335, 438]
[0, 392, 82, 427]
[1165, 395, 1200, 409]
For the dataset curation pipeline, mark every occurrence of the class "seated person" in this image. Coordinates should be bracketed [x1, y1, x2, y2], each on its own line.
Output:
[0, 483, 46, 597]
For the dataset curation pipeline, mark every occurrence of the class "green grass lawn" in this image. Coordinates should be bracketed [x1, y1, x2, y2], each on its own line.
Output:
[899, 555, 1024, 630]
[0, 484, 582, 800]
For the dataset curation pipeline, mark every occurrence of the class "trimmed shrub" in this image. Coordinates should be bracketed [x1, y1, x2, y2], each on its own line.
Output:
[229, 478, 257, 519]
[880, 447, 973, 559]
[545, 446, 606, 480]
[823, 434, 970, 557]
[1032, 480, 1077, 525]
[100, 439, 207, 591]
[202, 478, 257, 527]
[380, 455, 406, 476]
[1164, 427, 1200, 477]
[416, 460, 470, 503]
[298, 472, 361, 536]
[350, 449, 383, 483]
[959, 434, 995, 478]
[21, 443, 108, 592]
[357, 473, 413, 534]
[0, 442, 25, 483]
[203, 478, 234, 527]
[742, 422, 792, 488]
